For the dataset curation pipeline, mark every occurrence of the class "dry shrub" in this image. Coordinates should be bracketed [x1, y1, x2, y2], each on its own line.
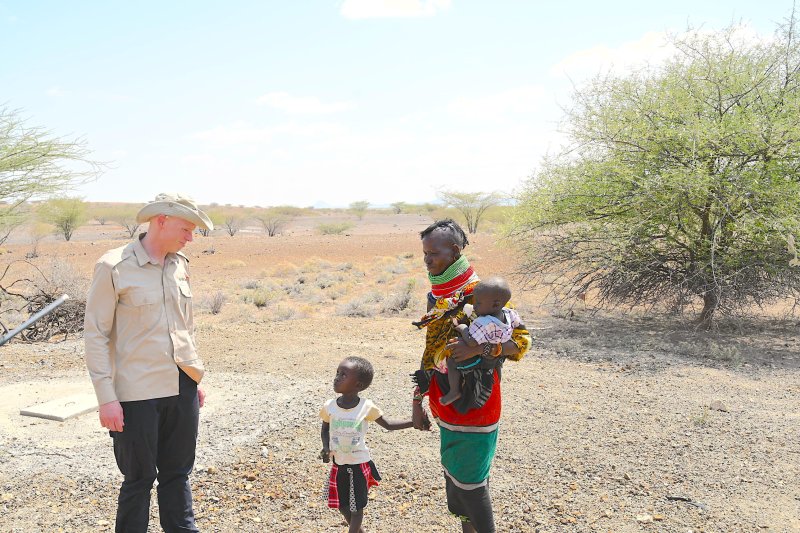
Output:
[327, 285, 350, 301]
[282, 279, 307, 296]
[271, 262, 298, 277]
[382, 279, 416, 314]
[383, 261, 407, 275]
[337, 292, 383, 318]
[317, 222, 353, 235]
[316, 272, 344, 289]
[0, 260, 88, 342]
[301, 257, 332, 273]
[270, 304, 301, 321]
[225, 260, 247, 268]
[302, 289, 327, 305]
[337, 297, 377, 318]
[204, 291, 227, 315]
[246, 288, 276, 308]
[240, 279, 260, 290]
[548, 338, 583, 355]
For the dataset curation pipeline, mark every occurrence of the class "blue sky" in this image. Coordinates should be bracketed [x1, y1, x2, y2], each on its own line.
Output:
[0, 1, 793, 207]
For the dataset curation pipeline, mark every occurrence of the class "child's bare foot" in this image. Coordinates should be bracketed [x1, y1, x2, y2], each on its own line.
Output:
[440, 390, 461, 406]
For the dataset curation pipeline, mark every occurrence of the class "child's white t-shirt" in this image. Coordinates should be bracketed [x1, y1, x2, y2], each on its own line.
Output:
[320, 397, 383, 465]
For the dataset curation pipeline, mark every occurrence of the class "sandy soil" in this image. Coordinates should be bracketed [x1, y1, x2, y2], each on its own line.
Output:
[0, 215, 798, 532]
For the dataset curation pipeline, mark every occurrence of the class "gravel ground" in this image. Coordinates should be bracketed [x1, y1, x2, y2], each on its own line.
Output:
[1, 313, 798, 533]
[0, 226, 798, 532]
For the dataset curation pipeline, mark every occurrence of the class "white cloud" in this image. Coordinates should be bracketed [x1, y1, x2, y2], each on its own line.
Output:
[551, 23, 769, 81]
[340, 0, 451, 20]
[550, 31, 674, 79]
[192, 120, 346, 145]
[46, 86, 65, 97]
[447, 85, 547, 120]
[256, 92, 354, 114]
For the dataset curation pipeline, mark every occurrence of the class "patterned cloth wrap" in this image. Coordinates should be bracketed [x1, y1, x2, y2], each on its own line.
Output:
[413, 257, 532, 505]
[324, 461, 379, 511]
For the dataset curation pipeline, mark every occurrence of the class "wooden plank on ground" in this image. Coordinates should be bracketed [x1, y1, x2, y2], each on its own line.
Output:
[19, 393, 98, 422]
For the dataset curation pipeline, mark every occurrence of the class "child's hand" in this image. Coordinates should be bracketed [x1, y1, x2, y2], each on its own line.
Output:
[320, 449, 330, 463]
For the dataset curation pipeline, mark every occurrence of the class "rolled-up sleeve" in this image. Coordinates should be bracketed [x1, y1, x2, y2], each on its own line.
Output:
[84, 261, 118, 405]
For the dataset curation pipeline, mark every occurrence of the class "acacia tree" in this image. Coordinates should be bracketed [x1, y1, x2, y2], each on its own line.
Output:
[390, 201, 407, 214]
[114, 207, 143, 238]
[349, 200, 370, 220]
[39, 197, 89, 241]
[254, 208, 291, 237]
[0, 108, 99, 221]
[0, 205, 28, 246]
[437, 190, 504, 234]
[512, 16, 800, 326]
[222, 213, 242, 236]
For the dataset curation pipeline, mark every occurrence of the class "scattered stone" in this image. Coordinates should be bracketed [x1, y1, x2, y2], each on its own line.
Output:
[709, 400, 729, 412]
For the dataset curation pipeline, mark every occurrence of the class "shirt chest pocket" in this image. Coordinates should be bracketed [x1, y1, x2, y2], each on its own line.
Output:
[120, 289, 163, 315]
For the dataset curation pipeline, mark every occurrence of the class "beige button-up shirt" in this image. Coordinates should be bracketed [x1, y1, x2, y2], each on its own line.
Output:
[84, 235, 204, 405]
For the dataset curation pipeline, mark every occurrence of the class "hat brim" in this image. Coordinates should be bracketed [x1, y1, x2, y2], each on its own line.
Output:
[136, 202, 214, 231]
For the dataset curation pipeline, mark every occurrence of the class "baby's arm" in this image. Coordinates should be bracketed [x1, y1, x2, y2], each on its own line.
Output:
[320, 421, 331, 463]
[455, 323, 480, 347]
[374, 416, 413, 431]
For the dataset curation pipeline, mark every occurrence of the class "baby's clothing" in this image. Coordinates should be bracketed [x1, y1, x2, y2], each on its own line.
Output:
[468, 308, 522, 345]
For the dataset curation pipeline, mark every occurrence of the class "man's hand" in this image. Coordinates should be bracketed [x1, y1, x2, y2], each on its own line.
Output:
[320, 449, 331, 463]
[446, 337, 483, 363]
[99, 400, 124, 432]
[198, 386, 205, 408]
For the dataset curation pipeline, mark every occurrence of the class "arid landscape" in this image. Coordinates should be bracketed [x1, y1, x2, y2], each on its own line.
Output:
[0, 214, 798, 532]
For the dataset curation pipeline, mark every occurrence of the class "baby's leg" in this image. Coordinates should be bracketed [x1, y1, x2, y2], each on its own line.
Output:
[440, 357, 463, 406]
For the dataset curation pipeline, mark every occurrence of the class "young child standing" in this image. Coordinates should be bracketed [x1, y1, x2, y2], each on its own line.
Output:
[440, 276, 524, 407]
[320, 356, 413, 533]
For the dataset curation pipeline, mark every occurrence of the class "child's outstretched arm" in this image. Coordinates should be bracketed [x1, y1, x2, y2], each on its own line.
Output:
[374, 416, 413, 431]
[320, 421, 331, 463]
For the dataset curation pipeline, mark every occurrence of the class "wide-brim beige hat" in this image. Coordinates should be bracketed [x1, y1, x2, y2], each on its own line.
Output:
[136, 193, 214, 231]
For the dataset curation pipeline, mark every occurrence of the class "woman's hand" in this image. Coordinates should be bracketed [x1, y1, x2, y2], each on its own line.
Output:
[412, 400, 431, 431]
[446, 336, 484, 363]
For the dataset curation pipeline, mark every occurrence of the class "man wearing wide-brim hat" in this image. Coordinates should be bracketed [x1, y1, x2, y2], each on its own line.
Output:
[84, 192, 213, 532]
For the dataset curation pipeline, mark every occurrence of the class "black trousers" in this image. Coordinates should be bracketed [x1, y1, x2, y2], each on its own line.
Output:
[111, 370, 199, 533]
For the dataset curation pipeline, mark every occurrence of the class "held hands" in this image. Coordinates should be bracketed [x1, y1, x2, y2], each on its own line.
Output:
[411, 400, 432, 431]
[320, 449, 331, 463]
[99, 400, 124, 432]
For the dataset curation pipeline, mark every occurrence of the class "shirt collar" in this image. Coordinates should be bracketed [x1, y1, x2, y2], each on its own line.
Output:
[131, 233, 189, 266]
[132, 233, 160, 266]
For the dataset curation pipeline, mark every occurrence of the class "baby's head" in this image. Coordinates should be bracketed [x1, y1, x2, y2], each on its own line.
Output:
[472, 277, 512, 317]
[333, 356, 375, 394]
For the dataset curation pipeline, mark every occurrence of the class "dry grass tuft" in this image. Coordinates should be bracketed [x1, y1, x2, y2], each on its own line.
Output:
[225, 260, 247, 268]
